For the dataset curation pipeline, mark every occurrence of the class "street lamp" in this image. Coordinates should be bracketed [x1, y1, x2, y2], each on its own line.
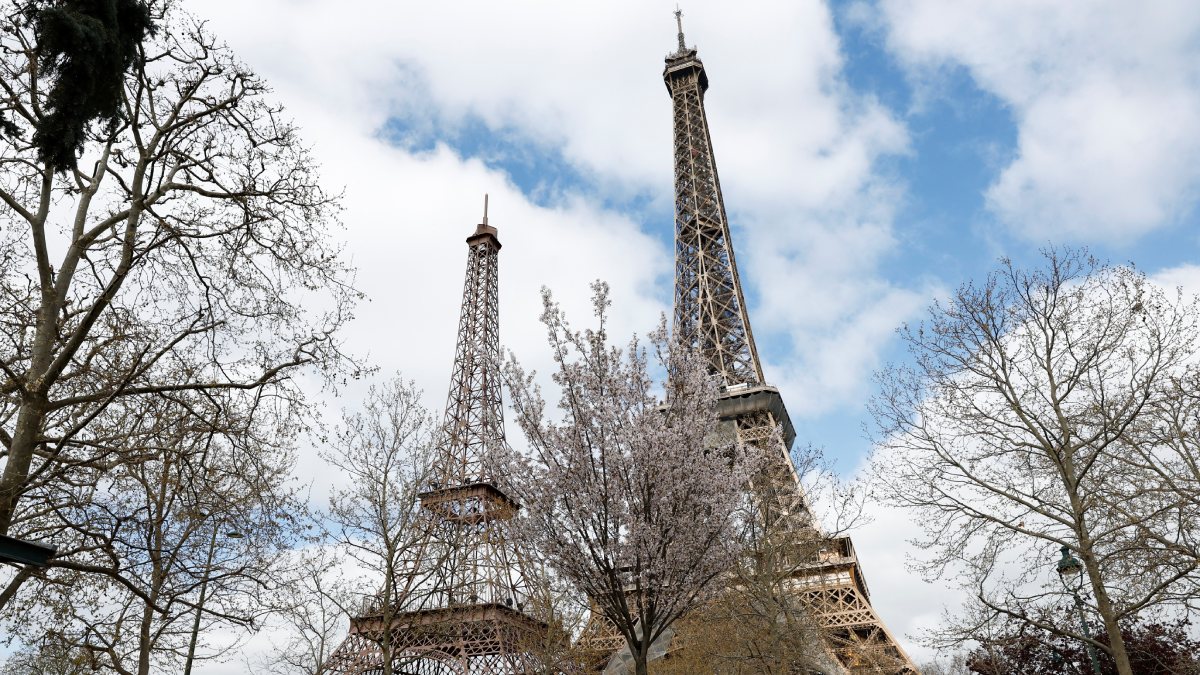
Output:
[0, 533, 56, 567]
[183, 521, 244, 675]
[1055, 545, 1103, 675]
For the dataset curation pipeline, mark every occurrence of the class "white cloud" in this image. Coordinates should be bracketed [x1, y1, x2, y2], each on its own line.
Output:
[195, 0, 678, 412]
[1151, 262, 1200, 299]
[749, 203, 938, 414]
[880, 0, 1200, 242]
[197, 0, 919, 420]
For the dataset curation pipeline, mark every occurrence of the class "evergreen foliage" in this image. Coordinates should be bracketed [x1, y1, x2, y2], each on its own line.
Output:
[26, 0, 154, 171]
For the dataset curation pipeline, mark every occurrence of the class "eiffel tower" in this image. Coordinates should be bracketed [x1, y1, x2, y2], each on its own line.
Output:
[662, 11, 916, 673]
[323, 199, 545, 674]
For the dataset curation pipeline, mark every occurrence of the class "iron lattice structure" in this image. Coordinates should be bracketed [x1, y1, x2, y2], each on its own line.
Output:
[664, 12, 810, 535]
[324, 212, 546, 675]
[666, 26, 762, 392]
[582, 14, 919, 674]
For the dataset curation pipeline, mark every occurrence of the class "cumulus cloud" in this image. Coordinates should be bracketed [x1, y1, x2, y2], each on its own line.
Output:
[198, 0, 921, 418]
[1152, 263, 1200, 299]
[198, 0, 676, 405]
[880, 0, 1200, 242]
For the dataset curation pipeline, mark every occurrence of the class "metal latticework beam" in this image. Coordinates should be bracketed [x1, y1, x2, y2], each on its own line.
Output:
[431, 223, 505, 489]
[656, 17, 917, 674]
[323, 215, 546, 675]
[666, 41, 763, 389]
[792, 537, 916, 673]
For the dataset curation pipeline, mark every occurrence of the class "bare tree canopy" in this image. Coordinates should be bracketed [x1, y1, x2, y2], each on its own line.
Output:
[655, 444, 865, 675]
[0, 0, 358, 543]
[254, 547, 351, 675]
[0, 1, 359, 668]
[6, 393, 310, 674]
[870, 248, 1200, 675]
[319, 376, 438, 675]
[503, 283, 762, 675]
[964, 614, 1200, 675]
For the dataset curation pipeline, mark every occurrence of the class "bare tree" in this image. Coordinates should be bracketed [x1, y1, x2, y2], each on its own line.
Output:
[870, 249, 1200, 675]
[319, 376, 438, 675]
[513, 571, 594, 675]
[1, 384, 309, 675]
[0, 637, 93, 675]
[502, 283, 761, 675]
[652, 575, 829, 675]
[0, 0, 357, 557]
[255, 548, 350, 675]
[1122, 375, 1200, 570]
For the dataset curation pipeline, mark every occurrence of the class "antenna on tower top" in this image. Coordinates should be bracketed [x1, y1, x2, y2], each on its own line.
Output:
[482, 193, 489, 226]
[674, 6, 687, 53]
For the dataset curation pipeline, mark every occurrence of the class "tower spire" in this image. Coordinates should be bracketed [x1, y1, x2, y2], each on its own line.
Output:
[432, 201, 504, 487]
[674, 6, 687, 54]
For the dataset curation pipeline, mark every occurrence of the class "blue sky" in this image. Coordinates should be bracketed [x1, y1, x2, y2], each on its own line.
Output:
[196, 0, 1200, 663]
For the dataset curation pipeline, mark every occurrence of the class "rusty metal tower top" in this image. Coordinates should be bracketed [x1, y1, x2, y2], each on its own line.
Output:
[664, 9, 764, 388]
[429, 193, 507, 490]
[673, 7, 688, 55]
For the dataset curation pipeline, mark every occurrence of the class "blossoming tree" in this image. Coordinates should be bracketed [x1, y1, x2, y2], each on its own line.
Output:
[503, 283, 760, 675]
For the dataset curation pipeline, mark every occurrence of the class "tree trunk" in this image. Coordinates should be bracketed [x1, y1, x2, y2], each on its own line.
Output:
[0, 397, 47, 536]
[381, 607, 394, 675]
[1086, 555, 1134, 675]
[634, 637, 650, 675]
[137, 600, 155, 675]
[1062, 448, 1135, 675]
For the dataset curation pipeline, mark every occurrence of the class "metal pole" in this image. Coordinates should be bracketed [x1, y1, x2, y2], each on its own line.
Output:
[1070, 586, 1103, 675]
[183, 524, 218, 675]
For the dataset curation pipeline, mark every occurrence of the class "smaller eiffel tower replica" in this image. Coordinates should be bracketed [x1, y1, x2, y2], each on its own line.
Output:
[324, 198, 545, 675]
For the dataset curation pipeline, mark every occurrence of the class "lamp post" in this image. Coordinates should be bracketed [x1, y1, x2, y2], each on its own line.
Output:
[183, 522, 243, 675]
[1055, 545, 1103, 675]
